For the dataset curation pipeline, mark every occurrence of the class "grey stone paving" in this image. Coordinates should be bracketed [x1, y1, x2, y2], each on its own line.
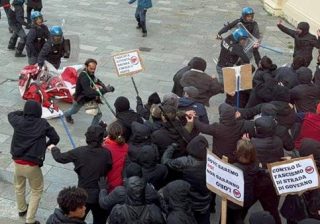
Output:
[0, 0, 318, 223]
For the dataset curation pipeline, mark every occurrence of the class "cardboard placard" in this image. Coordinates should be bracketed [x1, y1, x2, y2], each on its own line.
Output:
[206, 150, 244, 207]
[222, 64, 252, 94]
[112, 49, 144, 77]
[267, 155, 320, 196]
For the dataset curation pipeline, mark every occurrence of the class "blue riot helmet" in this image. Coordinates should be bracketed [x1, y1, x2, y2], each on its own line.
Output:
[242, 7, 254, 22]
[50, 26, 63, 44]
[31, 11, 43, 24]
[232, 28, 249, 42]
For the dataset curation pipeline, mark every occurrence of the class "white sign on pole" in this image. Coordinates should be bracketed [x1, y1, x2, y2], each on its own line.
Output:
[113, 49, 144, 77]
[206, 151, 245, 206]
[267, 155, 320, 195]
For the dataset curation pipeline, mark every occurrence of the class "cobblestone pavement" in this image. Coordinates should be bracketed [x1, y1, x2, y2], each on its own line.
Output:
[0, 0, 316, 223]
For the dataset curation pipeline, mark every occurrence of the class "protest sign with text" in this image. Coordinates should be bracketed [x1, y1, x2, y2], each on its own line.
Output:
[267, 155, 320, 195]
[113, 49, 144, 77]
[206, 151, 244, 206]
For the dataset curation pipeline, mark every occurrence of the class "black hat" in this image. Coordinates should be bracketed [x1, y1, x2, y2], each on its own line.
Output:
[147, 92, 161, 105]
[114, 96, 130, 113]
[249, 211, 276, 224]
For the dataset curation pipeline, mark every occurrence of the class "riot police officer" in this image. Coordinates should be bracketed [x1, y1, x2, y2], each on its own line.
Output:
[26, 11, 49, 65]
[7, 0, 28, 57]
[37, 26, 70, 69]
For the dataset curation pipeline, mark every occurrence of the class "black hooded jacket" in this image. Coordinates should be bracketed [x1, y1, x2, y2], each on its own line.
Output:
[109, 176, 165, 224]
[116, 110, 144, 142]
[46, 208, 86, 224]
[8, 100, 60, 166]
[51, 125, 112, 203]
[163, 180, 197, 224]
[277, 22, 320, 66]
[137, 145, 168, 190]
[251, 116, 284, 168]
[162, 135, 211, 212]
[290, 67, 320, 113]
[128, 121, 152, 163]
[275, 66, 299, 89]
[195, 103, 254, 162]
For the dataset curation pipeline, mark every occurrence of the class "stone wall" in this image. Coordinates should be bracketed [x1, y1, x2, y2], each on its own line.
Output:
[263, 0, 320, 34]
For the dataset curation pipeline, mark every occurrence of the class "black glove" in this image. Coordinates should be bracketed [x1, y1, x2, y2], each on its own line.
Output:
[98, 177, 107, 190]
[107, 85, 115, 92]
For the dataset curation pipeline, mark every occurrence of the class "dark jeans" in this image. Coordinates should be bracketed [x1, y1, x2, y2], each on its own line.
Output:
[226, 207, 249, 224]
[26, 6, 42, 24]
[84, 202, 109, 224]
[135, 7, 147, 33]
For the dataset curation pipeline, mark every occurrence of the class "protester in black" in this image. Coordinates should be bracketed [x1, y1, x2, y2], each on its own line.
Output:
[163, 180, 197, 224]
[162, 135, 211, 224]
[109, 176, 165, 224]
[290, 67, 320, 113]
[114, 96, 144, 142]
[277, 20, 320, 67]
[136, 92, 161, 120]
[46, 186, 88, 224]
[49, 125, 113, 224]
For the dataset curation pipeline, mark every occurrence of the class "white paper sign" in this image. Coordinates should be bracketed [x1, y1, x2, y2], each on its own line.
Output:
[268, 155, 320, 195]
[113, 50, 144, 77]
[206, 151, 245, 206]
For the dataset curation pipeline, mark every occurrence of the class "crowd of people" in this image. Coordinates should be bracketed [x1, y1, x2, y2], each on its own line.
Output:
[3, 1, 320, 224]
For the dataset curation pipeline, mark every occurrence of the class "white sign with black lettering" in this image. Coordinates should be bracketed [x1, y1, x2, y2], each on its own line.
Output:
[206, 151, 244, 206]
[113, 50, 144, 77]
[268, 155, 320, 195]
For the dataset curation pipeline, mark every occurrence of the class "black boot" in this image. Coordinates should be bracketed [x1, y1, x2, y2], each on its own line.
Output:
[8, 36, 18, 50]
[15, 42, 26, 57]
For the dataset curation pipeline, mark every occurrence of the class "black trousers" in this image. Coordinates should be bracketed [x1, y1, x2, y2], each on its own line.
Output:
[84, 202, 109, 224]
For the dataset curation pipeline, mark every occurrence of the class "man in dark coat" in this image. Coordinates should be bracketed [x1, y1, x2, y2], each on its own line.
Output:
[114, 96, 144, 142]
[162, 136, 211, 224]
[163, 180, 197, 224]
[7, 0, 28, 57]
[109, 176, 165, 224]
[64, 58, 114, 125]
[49, 125, 113, 224]
[180, 57, 223, 106]
[137, 145, 168, 190]
[290, 67, 320, 113]
[128, 121, 152, 163]
[46, 186, 88, 224]
[277, 20, 320, 67]
[151, 104, 192, 157]
[191, 103, 254, 163]
[99, 163, 166, 213]
[8, 100, 60, 224]
[250, 116, 283, 224]
[172, 57, 204, 97]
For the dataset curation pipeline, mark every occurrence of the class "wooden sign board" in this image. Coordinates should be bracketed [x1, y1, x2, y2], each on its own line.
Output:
[222, 64, 252, 94]
[267, 155, 320, 196]
[112, 49, 144, 77]
[206, 150, 244, 207]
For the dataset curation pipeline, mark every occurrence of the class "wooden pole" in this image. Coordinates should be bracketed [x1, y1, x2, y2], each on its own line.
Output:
[221, 156, 229, 224]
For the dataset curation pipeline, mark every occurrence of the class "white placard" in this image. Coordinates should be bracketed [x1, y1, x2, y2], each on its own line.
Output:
[113, 50, 144, 77]
[268, 155, 320, 195]
[206, 151, 245, 206]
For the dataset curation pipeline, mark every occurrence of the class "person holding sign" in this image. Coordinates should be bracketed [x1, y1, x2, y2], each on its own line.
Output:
[225, 139, 260, 224]
[64, 58, 115, 125]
